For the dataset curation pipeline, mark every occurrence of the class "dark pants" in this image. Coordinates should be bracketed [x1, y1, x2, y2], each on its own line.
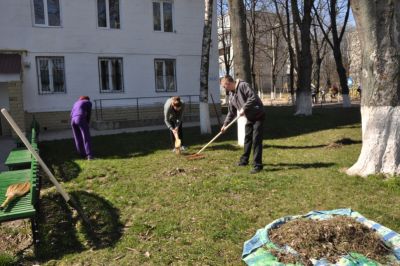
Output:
[169, 121, 183, 148]
[71, 116, 93, 158]
[239, 118, 264, 168]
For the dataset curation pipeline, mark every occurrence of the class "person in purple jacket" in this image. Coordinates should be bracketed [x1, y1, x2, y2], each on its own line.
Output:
[71, 96, 93, 160]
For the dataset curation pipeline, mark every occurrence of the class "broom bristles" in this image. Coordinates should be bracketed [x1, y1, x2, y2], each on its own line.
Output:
[0, 182, 30, 210]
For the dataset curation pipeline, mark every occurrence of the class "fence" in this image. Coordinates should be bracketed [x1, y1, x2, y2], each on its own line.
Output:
[93, 95, 201, 122]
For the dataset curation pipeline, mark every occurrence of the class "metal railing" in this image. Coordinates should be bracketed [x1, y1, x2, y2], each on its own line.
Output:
[94, 95, 199, 121]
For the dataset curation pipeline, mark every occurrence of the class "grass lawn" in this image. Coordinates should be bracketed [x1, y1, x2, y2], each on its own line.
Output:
[2, 106, 400, 265]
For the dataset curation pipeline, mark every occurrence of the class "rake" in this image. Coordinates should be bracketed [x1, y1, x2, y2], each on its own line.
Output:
[186, 115, 240, 160]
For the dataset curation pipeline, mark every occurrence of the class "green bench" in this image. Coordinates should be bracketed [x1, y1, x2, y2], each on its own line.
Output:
[5, 128, 38, 170]
[0, 159, 40, 251]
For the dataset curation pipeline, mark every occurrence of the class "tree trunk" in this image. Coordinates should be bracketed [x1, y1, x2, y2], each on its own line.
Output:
[347, 0, 400, 176]
[334, 50, 351, 107]
[292, 0, 314, 116]
[199, 0, 214, 134]
[273, 0, 296, 105]
[228, 0, 252, 83]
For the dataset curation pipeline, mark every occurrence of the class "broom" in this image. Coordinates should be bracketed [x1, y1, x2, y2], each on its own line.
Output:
[0, 182, 31, 210]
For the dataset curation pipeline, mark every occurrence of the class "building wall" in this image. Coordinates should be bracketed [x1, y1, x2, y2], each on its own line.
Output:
[0, 0, 220, 131]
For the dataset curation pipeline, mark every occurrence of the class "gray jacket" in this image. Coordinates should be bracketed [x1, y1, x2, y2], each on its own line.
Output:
[223, 80, 264, 126]
[164, 97, 185, 130]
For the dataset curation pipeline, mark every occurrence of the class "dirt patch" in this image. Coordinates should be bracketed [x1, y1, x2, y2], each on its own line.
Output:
[0, 220, 33, 256]
[269, 216, 390, 265]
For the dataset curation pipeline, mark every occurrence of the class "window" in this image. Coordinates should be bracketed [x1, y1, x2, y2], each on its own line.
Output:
[98, 58, 124, 93]
[154, 59, 176, 92]
[36, 57, 66, 94]
[153, 1, 173, 32]
[33, 0, 61, 26]
[97, 0, 120, 29]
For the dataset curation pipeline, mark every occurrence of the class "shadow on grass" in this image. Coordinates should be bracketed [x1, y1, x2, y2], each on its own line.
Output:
[333, 138, 361, 145]
[39, 106, 361, 161]
[207, 143, 240, 151]
[34, 191, 122, 261]
[35, 193, 83, 260]
[265, 138, 361, 150]
[70, 191, 123, 249]
[265, 162, 335, 172]
[265, 144, 326, 149]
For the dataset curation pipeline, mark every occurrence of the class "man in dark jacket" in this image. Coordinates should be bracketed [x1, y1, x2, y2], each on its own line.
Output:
[220, 75, 265, 173]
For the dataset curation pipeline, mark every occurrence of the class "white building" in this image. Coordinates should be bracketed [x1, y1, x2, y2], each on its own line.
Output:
[0, 0, 220, 136]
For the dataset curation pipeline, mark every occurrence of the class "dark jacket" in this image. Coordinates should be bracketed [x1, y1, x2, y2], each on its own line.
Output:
[223, 80, 264, 126]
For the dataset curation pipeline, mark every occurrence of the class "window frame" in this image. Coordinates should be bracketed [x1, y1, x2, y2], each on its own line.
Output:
[97, 0, 121, 29]
[152, 0, 175, 33]
[154, 58, 177, 93]
[32, 0, 62, 27]
[98, 57, 124, 93]
[36, 56, 67, 95]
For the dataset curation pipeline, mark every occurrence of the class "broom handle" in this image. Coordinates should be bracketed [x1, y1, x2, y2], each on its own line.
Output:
[1, 108, 71, 202]
[196, 115, 240, 155]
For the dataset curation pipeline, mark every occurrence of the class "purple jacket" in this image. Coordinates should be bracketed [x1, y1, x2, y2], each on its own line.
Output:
[70, 99, 92, 123]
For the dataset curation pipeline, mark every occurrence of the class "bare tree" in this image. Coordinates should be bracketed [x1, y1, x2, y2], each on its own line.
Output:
[217, 0, 233, 76]
[310, 13, 330, 97]
[228, 0, 252, 83]
[314, 0, 351, 107]
[199, 0, 214, 134]
[272, 0, 296, 104]
[258, 10, 289, 99]
[291, 0, 315, 116]
[347, 0, 400, 176]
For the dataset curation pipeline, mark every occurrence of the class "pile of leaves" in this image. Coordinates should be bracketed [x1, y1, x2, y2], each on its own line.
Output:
[269, 216, 391, 265]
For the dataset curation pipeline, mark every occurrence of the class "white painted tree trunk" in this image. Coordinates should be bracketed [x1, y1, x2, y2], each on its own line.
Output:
[347, 106, 400, 176]
[294, 91, 312, 116]
[237, 111, 246, 147]
[342, 94, 351, 107]
[348, 1, 400, 176]
[200, 102, 211, 134]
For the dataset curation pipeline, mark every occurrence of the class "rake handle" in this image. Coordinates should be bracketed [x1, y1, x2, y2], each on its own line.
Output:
[196, 115, 240, 155]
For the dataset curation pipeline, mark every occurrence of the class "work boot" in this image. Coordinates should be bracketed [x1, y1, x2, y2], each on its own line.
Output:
[237, 161, 248, 166]
[250, 166, 262, 174]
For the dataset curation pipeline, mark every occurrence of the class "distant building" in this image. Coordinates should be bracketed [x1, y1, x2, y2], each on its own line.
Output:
[0, 0, 220, 136]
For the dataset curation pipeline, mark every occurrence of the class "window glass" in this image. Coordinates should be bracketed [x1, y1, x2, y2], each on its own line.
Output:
[52, 58, 64, 92]
[163, 2, 173, 32]
[33, 0, 45, 24]
[153, 2, 161, 31]
[155, 61, 164, 91]
[165, 60, 175, 91]
[109, 0, 120, 29]
[100, 60, 109, 91]
[39, 59, 50, 92]
[97, 0, 107, 27]
[47, 0, 60, 26]
[37, 57, 65, 94]
[111, 59, 122, 91]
